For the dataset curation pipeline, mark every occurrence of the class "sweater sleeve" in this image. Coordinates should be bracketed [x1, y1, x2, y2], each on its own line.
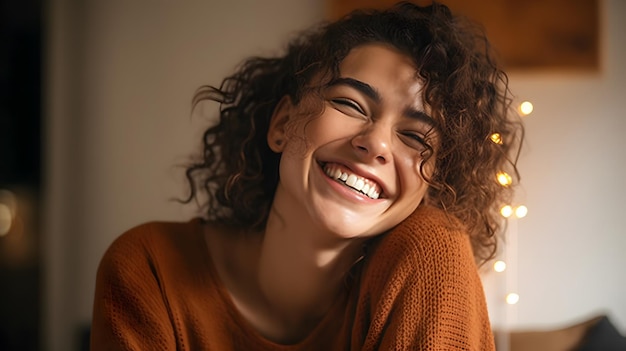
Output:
[352, 206, 495, 351]
[90, 224, 177, 351]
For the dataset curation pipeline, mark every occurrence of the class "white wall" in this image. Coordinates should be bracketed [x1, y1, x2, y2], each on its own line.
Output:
[44, 1, 626, 350]
[44, 1, 323, 350]
[508, 0, 626, 332]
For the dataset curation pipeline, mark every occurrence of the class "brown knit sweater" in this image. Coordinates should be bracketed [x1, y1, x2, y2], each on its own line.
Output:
[91, 205, 495, 350]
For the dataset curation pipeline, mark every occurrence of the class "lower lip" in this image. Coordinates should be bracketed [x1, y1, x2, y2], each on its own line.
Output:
[317, 163, 382, 204]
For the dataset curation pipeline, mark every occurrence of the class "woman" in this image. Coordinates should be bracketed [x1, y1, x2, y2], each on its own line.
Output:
[91, 2, 522, 350]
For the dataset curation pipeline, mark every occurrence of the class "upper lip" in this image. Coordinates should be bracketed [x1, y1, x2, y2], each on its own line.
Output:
[319, 159, 390, 198]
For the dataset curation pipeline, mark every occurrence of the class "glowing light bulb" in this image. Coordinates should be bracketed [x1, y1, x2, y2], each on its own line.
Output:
[493, 260, 507, 273]
[506, 293, 520, 305]
[520, 101, 534, 115]
[500, 205, 513, 218]
[0, 189, 16, 216]
[515, 205, 528, 218]
[496, 172, 512, 186]
[0, 203, 11, 236]
[490, 133, 503, 144]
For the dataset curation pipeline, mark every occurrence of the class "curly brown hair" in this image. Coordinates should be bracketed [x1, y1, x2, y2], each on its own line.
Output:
[185, 1, 523, 263]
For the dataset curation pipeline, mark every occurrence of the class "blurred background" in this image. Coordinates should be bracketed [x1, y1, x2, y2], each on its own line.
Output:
[0, 0, 624, 350]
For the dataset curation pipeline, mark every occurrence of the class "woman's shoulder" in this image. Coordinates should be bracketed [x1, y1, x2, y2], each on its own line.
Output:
[364, 205, 476, 281]
[376, 205, 470, 252]
[105, 218, 205, 256]
[94, 218, 235, 308]
[97, 217, 218, 281]
[351, 206, 494, 350]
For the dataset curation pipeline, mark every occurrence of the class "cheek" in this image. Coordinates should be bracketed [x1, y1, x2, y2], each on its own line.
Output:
[399, 154, 431, 197]
[281, 119, 312, 158]
[290, 111, 360, 151]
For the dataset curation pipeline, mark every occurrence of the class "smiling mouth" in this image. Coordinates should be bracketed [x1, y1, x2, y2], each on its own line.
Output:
[322, 162, 383, 200]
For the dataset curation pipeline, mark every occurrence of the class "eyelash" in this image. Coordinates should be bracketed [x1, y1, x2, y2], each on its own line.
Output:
[330, 97, 430, 150]
[331, 98, 366, 115]
[400, 132, 427, 148]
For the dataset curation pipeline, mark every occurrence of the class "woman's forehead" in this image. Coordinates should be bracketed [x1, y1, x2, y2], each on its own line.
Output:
[335, 44, 427, 110]
[339, 43, 417, 76]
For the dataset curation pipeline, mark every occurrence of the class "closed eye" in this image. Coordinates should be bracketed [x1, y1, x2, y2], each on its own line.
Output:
[399, 131, 427, 150]
[331, 98, 366, 115]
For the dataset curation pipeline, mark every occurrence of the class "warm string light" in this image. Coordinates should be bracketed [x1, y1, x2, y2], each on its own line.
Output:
[506, 293, 520, 305]
[499, 205, 528, 219]
[490, 100, 532, 308]
[514, 205, 528, 218]
[496, 172, 513, 187]
[493, 260, 507, 273]
[519, 101, 533, 116]
[490, 133, 503, 145]
[500, 205, 513, 218]
[0, 203, 11, 236]
[0, 189, 17, 237]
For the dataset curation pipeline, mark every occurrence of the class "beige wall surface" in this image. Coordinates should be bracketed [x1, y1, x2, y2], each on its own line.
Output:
[45, 1, 323, 350]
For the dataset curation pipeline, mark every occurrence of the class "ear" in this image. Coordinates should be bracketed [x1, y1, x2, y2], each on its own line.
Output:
[267, 95, 293, 153]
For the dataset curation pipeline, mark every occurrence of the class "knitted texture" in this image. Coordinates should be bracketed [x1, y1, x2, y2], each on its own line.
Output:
[350, 205, 495, 350]
[91, 205, 495, 350]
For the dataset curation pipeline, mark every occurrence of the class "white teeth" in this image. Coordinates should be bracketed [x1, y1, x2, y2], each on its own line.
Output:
[322, 164, 381, 199]
[362, 184, 370, 194]
[354, 178, 364, 191]
[346, 174, 358, 187]
[367, 187, 377, 199]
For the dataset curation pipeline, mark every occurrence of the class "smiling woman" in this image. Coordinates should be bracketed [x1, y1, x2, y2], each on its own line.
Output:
[268, 44, 435, 241]
[90, 2, 523, 350]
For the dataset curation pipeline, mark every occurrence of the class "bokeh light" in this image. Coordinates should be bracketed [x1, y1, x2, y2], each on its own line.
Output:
[520, 101, 534, 115]
[500, 205, 513, 218]
[497, 172, 513, 186]
[515, 205, 528, 218]
[490, 133, 503, 144]
[0, 203, 11, 236]
[506, 293, 520, 305]
[493, 260, 507, 273]
[0, 189, 17, 236]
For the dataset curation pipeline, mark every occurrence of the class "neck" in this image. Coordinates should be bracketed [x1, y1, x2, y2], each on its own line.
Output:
[256, 203, 366, 330]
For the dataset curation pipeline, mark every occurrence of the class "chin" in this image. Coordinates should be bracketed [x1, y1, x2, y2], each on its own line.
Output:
[317, 216, 387, 240]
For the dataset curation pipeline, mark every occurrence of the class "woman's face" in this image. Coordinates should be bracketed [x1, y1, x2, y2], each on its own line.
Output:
[269, 43, 438, 240]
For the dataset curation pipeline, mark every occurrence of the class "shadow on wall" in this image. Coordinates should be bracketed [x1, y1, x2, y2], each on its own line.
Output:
[0, 0, 42, 349]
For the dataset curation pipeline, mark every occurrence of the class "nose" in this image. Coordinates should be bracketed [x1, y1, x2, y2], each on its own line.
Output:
[351, 123, 392, 164]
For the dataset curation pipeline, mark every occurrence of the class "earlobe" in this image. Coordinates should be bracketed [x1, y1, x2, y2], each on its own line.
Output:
[267, 96, 293, 153]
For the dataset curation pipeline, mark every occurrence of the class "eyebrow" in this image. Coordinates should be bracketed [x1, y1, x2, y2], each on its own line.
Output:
[327, 77, 381, 103]
[404, 108, 436, 128]
[327, 76, 437, 128]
